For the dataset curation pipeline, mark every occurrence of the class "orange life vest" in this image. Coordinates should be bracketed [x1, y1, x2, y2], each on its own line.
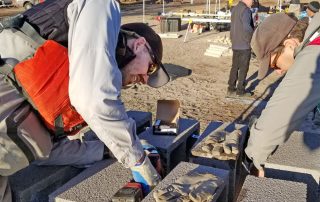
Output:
[13, 40, 86, 136]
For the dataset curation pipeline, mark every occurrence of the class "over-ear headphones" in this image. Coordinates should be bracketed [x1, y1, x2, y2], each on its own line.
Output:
[116, 30, 137, 69]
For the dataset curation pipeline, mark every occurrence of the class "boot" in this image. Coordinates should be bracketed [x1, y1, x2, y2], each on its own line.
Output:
[236, 91, 253, 98]
[226, 88, 237, 98]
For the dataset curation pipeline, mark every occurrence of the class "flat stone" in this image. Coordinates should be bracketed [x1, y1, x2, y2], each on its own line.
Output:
[143, 162, 229, 202]
[237, 175, 307, 202]
[191, 122, 247, 161]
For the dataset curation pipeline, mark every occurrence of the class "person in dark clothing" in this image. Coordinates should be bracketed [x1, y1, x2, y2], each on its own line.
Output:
[227, 0, 254, 97]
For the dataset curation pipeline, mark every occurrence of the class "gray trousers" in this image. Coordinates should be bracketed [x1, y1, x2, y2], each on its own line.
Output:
[245, 44, 320, 169]
[228, 49, 251, 93]
[35, 129, 104, 167]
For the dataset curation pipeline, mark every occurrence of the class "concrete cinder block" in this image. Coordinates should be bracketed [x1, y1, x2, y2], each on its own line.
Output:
[49, 160, 113, 201]
[143, 162, 229, 202]
[190, 121, 248, 202]
[9, 165, 82, 202]
[265, 131, 320, 202]
[139, 118, 200, 173]
[237, 175, 307, 202]
[127, 110, 152, 135]
[52, 159, 132, 202]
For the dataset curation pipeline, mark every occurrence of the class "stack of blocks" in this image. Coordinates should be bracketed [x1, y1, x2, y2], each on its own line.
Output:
[204, 44, 230, 58]
[190, 121, 248, 202]
[13, 113, 319, 202]
[139, 118, 200, 174]
[143, 162, 230, 202]
[48, 122, 317, 202]
[264, 131, 320, 202]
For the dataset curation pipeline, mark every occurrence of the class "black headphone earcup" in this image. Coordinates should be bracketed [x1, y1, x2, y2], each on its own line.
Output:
[116, 32, 136, 69]
[116, 32, 126, 57]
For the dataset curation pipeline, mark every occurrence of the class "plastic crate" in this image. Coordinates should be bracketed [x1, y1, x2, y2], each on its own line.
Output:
[160, 17, 181, 33]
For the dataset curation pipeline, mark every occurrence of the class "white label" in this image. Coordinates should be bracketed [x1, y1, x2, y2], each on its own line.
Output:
[309, 32, 319, 42]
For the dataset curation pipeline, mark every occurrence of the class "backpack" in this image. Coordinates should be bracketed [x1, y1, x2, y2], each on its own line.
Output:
[13, 40, 86, 136]
[23, 0, 72, 47]
[0, 7, 86, 137]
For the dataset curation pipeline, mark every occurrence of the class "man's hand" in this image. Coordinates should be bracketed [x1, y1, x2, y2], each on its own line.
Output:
[242, 154, 265, 177]
[251, 165, 265, 177]
[130, 155, 161, 195]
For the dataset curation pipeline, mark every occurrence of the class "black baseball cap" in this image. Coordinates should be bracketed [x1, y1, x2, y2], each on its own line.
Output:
[121, 23, 170, 88]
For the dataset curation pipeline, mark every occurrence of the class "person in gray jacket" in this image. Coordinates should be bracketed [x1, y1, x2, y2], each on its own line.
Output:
[245, 12, 320, 176]
[227, 0, 254, 97]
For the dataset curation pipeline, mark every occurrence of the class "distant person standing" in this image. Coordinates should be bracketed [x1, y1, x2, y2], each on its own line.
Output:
[306, 1, 320, 19]
[227, 0, 254, 98]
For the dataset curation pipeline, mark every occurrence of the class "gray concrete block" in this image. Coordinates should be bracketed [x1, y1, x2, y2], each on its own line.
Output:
[9, 165, 82, 202]
[127, 110, 152, 135]
[265, 131, 320, 202]
[237, 175, 307, 202]
[143, 162, 229, 202]
[190, 121, 248, 202]
[49, 160, 113, 202]
[139, 118, 200, 173]
[53, 160, 132, 202]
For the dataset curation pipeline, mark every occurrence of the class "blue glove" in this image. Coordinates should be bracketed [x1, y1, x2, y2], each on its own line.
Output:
[131, 155, 161, 195]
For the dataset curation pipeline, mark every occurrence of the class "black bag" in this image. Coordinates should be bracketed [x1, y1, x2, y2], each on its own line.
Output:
[23, 0, 72, 47]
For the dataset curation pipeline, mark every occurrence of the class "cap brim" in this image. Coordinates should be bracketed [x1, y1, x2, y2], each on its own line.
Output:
[147, 62, 170, 88]
[258, 55, 271, 80]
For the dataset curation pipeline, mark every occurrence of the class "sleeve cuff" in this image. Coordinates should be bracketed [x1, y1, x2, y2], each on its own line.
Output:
[119, 136, 144, 168]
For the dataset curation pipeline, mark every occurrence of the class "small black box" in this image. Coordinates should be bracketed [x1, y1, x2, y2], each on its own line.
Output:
[160, 17, 181, 33]
[153, 100, 180, 135]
